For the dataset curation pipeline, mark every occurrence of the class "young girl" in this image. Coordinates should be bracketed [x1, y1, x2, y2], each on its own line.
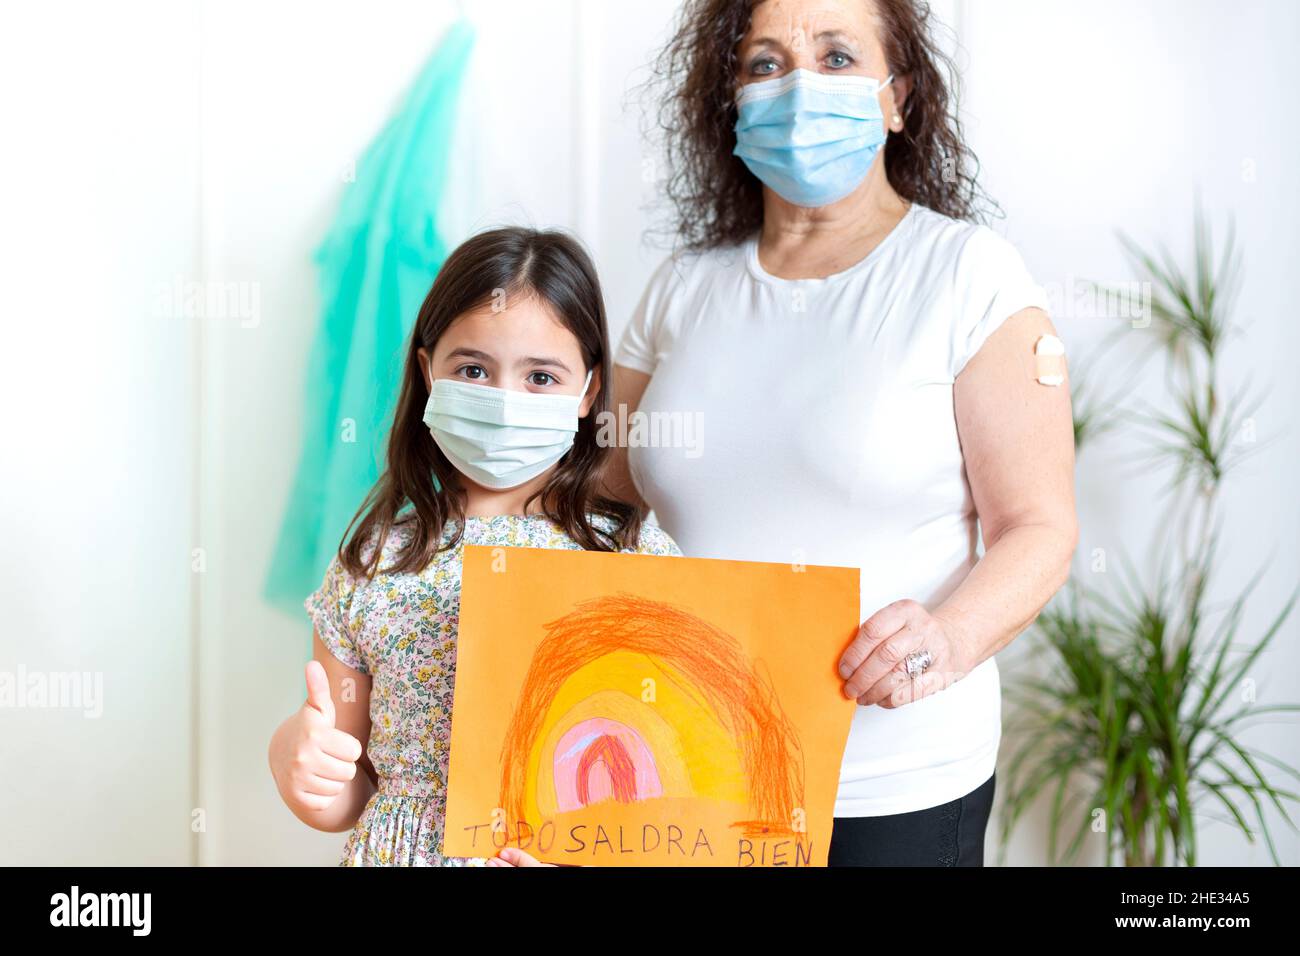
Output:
[268, 227, 681, 866]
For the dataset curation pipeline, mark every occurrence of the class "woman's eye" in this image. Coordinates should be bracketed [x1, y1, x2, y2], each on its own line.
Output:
[750, 58, 779, 76]
[826, 51, 853, 69]
[527, 371, 557, 387]
[458, 364, 487, 380]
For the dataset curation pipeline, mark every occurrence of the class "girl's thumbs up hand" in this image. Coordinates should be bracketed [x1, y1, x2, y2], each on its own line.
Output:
[304, 659, 337, 726]
[269, 661, 365, 815]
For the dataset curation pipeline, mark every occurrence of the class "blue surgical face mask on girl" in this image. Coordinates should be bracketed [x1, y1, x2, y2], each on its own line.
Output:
[422, 364, 594, 491]
[733, 68, 894, 208]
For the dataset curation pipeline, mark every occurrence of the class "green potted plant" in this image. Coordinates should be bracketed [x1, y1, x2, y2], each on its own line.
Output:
[999, 205, 1299, 866]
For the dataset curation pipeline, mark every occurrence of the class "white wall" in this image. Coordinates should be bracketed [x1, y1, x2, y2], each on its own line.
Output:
[0, 1, 201, 864]
[2, 0, 1295, 866]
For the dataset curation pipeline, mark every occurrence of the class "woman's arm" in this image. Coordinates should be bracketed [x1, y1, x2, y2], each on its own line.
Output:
[840, 307, 1078, 706]
[943, 307, 1078, 658]
[267, 631, 377, 832]
[604, 364, 652, 510]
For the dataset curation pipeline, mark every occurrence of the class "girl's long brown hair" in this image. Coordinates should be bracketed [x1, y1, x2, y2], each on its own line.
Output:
[339, 227, 642, 578]
[647, 0, 993, 251]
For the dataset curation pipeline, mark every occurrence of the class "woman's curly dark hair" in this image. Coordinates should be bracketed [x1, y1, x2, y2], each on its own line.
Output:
[646, 0, 992, 250]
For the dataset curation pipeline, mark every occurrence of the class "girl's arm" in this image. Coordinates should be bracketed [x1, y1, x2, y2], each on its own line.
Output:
[267, 631, 376, 833]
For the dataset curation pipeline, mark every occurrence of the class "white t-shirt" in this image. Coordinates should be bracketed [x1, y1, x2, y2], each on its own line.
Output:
[615, 203, 1050, 817]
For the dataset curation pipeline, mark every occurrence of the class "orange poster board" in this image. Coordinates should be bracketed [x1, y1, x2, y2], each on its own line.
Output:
[442, 545, 860, 867]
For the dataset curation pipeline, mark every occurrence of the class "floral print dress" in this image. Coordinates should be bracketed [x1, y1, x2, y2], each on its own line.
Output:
[305, 513, 681, 866]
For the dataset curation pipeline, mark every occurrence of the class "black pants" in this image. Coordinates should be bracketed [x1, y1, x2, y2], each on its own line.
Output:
[828, 772, 996, 866]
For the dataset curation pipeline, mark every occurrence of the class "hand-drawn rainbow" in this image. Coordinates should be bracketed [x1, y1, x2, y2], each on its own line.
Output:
[497, 594, 808, 841]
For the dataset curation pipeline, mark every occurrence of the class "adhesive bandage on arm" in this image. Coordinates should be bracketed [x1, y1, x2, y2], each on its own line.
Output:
[1034, 334, 1066, 386]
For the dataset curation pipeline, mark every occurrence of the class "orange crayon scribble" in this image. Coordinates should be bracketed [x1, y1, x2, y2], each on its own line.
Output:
[728, 820, 799, 838]
[498, 594, 807, 842]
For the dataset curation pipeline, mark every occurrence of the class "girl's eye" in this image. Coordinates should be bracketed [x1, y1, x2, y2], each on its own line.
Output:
[825, 50, 853, 69]
[527, 371, 557, 387]
[749, 57, 779, 76]
[458, 364, 488, 380]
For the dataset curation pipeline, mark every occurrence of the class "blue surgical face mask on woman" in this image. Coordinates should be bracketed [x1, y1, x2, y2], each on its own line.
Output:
[422, 364, 593, 490]
[733, 68, 894, 208]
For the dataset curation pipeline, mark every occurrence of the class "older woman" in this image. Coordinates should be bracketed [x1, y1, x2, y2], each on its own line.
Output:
[609, 0, 1078, 866]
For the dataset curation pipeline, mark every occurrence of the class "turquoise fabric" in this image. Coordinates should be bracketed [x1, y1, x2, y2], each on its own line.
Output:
[265, 20, 475, 615]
